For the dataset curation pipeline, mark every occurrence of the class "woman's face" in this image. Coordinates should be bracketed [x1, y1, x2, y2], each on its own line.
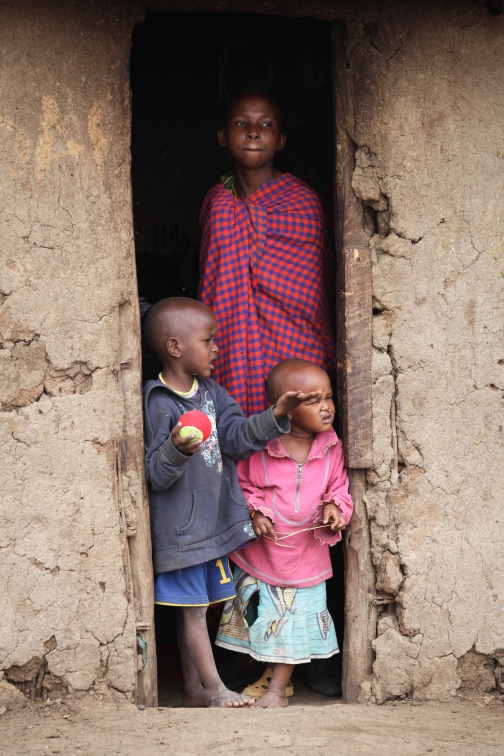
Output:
[217, 95, 286, 171]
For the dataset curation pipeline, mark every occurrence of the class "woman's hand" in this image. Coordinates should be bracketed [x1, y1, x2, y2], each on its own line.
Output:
[252, 511, 277, 540]
[171, 422, 204, 456]
[322, 502, 347, 532]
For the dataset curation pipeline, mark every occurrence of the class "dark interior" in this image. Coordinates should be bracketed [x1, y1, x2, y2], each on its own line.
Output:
[130, 11, 344, 705]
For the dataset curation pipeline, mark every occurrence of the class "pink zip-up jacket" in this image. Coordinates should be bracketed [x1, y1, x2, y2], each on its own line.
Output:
[231, 429, 353, 588]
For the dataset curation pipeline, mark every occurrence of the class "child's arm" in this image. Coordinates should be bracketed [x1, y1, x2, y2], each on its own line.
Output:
[237, 458, 277, 539]
[236, 457, 276, 538]
[315, 439, 353, 545]
[144, 388, 201, 492]
[214, 383, 321, 460]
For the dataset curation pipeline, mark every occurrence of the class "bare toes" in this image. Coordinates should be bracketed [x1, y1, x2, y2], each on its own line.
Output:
[214, 688, 253, 708]
[224, 694, 253, 707]
[250, 693, 288, 709]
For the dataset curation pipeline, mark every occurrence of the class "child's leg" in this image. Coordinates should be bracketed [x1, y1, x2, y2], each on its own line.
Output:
[250, 663, 294, 709]
[176, 609, 208, 707]
[179, 606, 253, 708]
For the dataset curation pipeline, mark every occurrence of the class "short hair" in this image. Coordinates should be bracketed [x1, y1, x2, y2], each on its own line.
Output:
[266, 358, 327, 403]
[142, 297, 214, 360]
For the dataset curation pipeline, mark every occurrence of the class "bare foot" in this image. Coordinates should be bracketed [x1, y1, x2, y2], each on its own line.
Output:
[209, 684, 254, 708]
[183, 684, 210, 708]
[250, 687, 289, 709]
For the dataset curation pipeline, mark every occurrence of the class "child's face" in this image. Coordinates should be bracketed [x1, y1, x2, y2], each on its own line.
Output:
[175, 311, 219, 378]
[217, 94, 286, 171]
[288, 370, 335, 434]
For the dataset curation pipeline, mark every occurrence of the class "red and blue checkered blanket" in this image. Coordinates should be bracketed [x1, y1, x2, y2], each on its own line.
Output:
[198, 173, 335, 416]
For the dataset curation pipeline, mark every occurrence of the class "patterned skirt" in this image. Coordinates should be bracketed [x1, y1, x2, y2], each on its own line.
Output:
[215, 567, 339, 665]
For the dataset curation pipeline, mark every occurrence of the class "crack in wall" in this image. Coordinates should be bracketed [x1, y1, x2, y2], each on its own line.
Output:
[0, 338, 101, 413]
[349, 125, 504, 701]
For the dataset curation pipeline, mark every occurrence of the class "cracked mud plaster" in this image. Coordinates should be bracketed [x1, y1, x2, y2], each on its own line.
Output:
[347, 2, 504, 702]
[0, 1, 141, 702]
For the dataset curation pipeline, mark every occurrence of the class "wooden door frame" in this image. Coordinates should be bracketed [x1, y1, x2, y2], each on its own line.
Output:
[333, 22, 376, 703]
[127, 8, 375, 706]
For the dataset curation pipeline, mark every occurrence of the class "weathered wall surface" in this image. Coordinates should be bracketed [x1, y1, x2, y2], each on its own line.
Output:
[0, 0, 147, 703]
[344, 3, 504, 701]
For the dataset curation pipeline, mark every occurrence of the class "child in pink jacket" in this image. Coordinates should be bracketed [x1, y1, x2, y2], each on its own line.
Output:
[216, 358, 353, 708]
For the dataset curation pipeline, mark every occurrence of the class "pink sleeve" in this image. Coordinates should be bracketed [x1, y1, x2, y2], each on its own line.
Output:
[237, 456, 276, 523]
[314, 440, 353, 545]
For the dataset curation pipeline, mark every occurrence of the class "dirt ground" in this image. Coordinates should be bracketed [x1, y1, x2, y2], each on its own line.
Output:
[0, 689, 502, 756]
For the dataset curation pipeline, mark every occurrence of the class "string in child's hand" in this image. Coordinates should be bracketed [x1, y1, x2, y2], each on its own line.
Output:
[265, 524, 330, 542]
[262, 524, 331, 574]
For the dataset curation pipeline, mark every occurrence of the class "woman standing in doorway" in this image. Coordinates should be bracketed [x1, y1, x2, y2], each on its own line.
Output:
[198, 89, 335, 417]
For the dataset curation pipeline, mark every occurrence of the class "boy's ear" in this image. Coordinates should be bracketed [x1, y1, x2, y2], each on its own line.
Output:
[276, 133, 286, 152]
[167, 337, 181, 359]
[217, 129, 228, 147]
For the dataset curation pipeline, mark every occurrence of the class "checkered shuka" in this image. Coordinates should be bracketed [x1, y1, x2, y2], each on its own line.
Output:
[198, 173, 336, 417]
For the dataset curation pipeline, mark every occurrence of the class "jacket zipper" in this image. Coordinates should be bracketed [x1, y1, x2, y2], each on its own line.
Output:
[295, 462, 303, 513]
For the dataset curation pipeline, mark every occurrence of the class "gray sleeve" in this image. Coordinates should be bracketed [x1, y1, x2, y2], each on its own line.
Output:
[215, 384, 290, 460]
[145, 433, 192, 492]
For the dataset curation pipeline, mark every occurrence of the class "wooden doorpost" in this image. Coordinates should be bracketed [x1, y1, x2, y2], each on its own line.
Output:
[333, 22, 376, 704]
[119, 302, 158, 707]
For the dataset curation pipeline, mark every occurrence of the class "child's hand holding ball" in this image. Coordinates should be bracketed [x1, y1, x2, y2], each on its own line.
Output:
[171, 410, 212, 456]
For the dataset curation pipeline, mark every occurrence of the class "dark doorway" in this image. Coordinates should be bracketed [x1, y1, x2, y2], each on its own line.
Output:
[130, 10, 344, 706]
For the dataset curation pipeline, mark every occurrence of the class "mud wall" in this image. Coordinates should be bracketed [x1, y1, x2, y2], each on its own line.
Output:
[343, 3, 504, 701]
[0, 0, 145, 703]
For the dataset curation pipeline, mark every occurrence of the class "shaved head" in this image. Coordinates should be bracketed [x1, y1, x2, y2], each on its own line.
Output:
[143, 297, 215, 361]
[224, 89, 283, 132]
[267, 359, 329, 404]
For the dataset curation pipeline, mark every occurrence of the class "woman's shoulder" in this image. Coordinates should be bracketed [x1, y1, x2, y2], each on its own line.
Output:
[269, 173, 325, 214]
[200, 178, 235, 221]
[202, 182, 223, 205]
[203, 175, 234, 201]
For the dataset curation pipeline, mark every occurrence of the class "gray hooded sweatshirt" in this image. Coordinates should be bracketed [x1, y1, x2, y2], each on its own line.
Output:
[143, 377, 289, 573]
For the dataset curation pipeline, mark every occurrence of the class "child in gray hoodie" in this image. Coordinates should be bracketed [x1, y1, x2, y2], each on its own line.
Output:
[143, 297, 320, 708]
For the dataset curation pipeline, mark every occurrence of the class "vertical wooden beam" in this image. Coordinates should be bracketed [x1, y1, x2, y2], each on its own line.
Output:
[336, 246, 373, 469]
[342, 469, 377, 703]
[333, 21, 376, 704]
[119, 301, 158, 707]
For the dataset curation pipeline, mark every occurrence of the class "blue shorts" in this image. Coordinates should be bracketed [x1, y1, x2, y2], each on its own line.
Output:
[154, 557, 236, 607]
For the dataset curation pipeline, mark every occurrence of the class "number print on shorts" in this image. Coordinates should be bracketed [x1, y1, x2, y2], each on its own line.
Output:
[215, 558, 231, 584]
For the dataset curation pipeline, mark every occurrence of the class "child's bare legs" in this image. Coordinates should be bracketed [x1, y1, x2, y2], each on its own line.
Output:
[250, 663, 294, 708]
[176, 609, 208, 707]
[177, 607, 253, 708]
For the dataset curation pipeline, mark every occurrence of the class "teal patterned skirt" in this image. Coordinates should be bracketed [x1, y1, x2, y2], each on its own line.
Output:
[215, 567, 339, 665]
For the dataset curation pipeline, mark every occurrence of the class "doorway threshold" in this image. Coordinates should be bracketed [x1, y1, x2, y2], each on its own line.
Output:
[158, 669, 342, 708]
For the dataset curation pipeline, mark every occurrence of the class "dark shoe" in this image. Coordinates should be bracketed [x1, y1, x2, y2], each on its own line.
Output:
[307, 657, 342, 697]
[217, 658, 265, 691]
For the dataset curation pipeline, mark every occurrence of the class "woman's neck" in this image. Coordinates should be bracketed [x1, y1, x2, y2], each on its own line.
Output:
[233, 164, 282, 200]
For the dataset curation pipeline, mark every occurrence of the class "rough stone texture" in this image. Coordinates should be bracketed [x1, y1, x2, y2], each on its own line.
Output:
[375, 551, 403, 596]
[0, 0, 143, 701]
[343, 2, 504, 700]
[371, 628, 460, 704]
[0, 672, 27, 714]
[457, 650, 497, 692]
